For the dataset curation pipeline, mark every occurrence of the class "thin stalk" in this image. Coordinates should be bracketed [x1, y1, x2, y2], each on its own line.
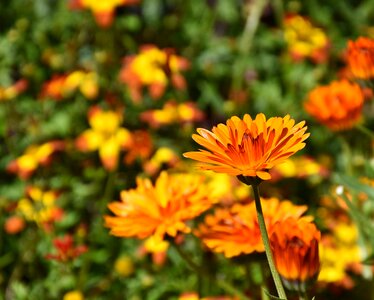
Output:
[251, 184, 287, 300]
[172, 243, 250, 300]
[356, 124, 374, 140]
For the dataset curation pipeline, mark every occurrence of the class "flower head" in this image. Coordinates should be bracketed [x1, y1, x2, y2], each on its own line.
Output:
[184, 114, 309, 181]
[270, 217, 320, 292]
[196, 198, 309, 257]
[284, 15, 329, 63]
[346, 37, 374, 79]
[104, 171, 215, 241]
[45, 234, 87, 262]
[304, 79, 364, 131]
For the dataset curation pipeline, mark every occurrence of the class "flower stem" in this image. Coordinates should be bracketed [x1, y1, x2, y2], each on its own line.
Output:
[356, 123, 374, 139]
[172, 243, 250, 300]
[251, 184, 287, 300]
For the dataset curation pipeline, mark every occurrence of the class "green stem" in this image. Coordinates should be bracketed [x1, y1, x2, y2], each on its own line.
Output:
[356, 124, 374, 139]
[251, 184, 287, 300]
[172, 243, 250, 300]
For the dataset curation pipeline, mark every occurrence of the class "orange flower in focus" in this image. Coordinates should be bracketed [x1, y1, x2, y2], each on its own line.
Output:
[119, 45, 189, 103]
[270, 218, 320, 292]
[305, 80, 364, 131]
[75, 106, 132, 170]
[184, 114, 309, 181]
[7, 140, 65, 179]
[196, 198, 309, 257]
[105, 171, 215, 241]
[346, 37, 374, 79]
[45, 235, 87, 262]
[123, 129, 153, 165]
[284, 15, 329, 63]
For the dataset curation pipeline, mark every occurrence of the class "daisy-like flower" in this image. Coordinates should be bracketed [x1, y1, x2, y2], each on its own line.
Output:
[196, 198, 309, 257]
[346, 37, 374, 80]
[304, 79, 364, 131]
[104, 171, 215, 241]
[270, 217, 320, 292]
[183, 114, 309, 181]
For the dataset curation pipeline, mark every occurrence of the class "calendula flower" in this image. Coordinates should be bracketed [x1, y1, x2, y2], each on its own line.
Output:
[270, 217, 321, 292]
[143, 147, 180, 175]
[119, 45, 189, 103]
[17, 186, 62, 226]
[123, 129, 153, 165]
[70, 0, 139, 27]
[284, 14, 329, 63]
[196, 198, 309, 257]
[75, 106, 132, 170]
[7, 140, 65, 179]
[183, 114, 309, 181]
[305, 79, 364, 131]
[104, 171, 215, 241]
[45, 234, 87, 262]
[346, 37, 374, 79]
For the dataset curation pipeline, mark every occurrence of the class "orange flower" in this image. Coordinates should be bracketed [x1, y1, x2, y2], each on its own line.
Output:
[123, 129, 153, 165]
[196, 198, 309, 257]
[104, 171, 215, 241]
[4, 216, 25, 234]
[270, 217, 320, 292]
[184, 114, 309, 181]
[45, 234, 87, 262]
[304, 79, 364, 131]
[0, 79, 28, 101]
[346, 37, 374, 79]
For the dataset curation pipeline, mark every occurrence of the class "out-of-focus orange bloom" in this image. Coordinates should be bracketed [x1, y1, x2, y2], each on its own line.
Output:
[123, 129, 153, 165]
[346, 37, 374, 79]
[17, 186, 63, 226]
[70, 0, 139, 27]
[196, 198, 310, 257]
[143, 147, 180, 175]
[305, 79, 364, 131]
[0, 79, 28, 101]
[141, 101, 204, 128]
[119, 45, 189, 103]
[40, 71, 99, 100]
[7, 140, 65, 179]
[184, 114, 309, 181]
[284, 14, 329, 63]
[75, 106, 132, 170]
[114, 255, 135, 277]
[4, 215, 25, 234]
[270, 217, 320, 292]
[105, 171, 215, 242]
[45, 234, 88, 262]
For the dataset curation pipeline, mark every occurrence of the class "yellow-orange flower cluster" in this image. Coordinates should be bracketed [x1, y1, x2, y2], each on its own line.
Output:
[119, 45, 189, 103]
[7, 140, 65, 179]
[270, 217, 320, 292]
[141, 101, 204, 128]
[196, 197, 309, 257]
[75, 106, 132, 170]
[0, 79, 28, 101]
[346, 37, 374, 79]
[184, 114, 309, 181]
[305, 79, 364, 131]
[105, 171, 215, 242]
[70, 0, 139, 27]
[284, 14, 329, 63]
[40, 71, 99, 100]
[143, 147, 180, 176]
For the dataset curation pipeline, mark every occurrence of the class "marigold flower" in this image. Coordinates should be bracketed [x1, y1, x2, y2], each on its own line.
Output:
[119, 45, 189, 103]
[184, 114, 309, 181]
[346, 37, 374, 79]
[284, 14, 329, 63]
[196, 198, 309, 257]
[304, 79, 364, 131]
[75, 106, 132, 170]
[7, 141, 65, 179]
[270, 218, 321, 292]
[45, 234, 88, 262]
[104, 171, 215, 241]
[123, 129, 153, 165]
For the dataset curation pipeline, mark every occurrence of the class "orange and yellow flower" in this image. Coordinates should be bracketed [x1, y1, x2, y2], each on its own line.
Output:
[105, 171, 215, 241]
[7, 140, 65, 179]
[0, 79, 28, 101]
[143, 147, 180, 175]
[284, 14, 329, 63]
[270, 217, 320, 292]
[304, 79, 364, 131]
[123, 129, 153, 165]
[346, 37, 374, 79]
[75, 106, 132, 170]
[196, 197, 309, 257]
[119, 45, 189, 103]
[184, 114, 309, 181]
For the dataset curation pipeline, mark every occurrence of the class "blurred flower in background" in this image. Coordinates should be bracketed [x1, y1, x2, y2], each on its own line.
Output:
[346, 37, 374, 80]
